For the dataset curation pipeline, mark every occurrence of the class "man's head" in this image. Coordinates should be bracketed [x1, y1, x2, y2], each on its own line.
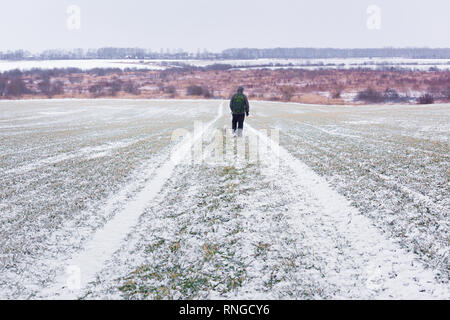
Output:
[237, 86, 244, 94]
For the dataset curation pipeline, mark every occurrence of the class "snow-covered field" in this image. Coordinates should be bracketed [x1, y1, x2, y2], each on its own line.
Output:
[1, 57, 450, 72]
[0, 59, 164, 72]
[0, 99, 448, 299]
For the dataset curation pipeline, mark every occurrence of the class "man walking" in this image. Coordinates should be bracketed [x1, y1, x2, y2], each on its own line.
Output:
[229, 86, 250, 137]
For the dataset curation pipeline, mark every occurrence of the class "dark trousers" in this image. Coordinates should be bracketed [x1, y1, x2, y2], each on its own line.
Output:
[232, 114, 245, 132]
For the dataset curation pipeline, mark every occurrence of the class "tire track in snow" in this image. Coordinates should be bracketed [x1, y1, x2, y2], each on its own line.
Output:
[247, 123, 449, 299]
[39, 102, 224, 299]
[282, 128, 448, 218]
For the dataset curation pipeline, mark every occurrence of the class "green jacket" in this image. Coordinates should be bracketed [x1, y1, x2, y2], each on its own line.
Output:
[230, 93, 250, 115]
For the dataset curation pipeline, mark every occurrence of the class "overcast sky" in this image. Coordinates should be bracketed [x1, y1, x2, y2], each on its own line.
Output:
[1, 0, 449, 52]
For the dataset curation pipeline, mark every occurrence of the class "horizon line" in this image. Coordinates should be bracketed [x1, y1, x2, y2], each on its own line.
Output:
[3, 46, 450, 54]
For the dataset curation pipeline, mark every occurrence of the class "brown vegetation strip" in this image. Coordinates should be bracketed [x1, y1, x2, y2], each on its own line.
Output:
[1, 68, 449, 105]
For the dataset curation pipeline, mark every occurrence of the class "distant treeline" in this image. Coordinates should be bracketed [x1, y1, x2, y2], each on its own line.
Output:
[221, 48, 450, 59]
[1, 47, 450, 61]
